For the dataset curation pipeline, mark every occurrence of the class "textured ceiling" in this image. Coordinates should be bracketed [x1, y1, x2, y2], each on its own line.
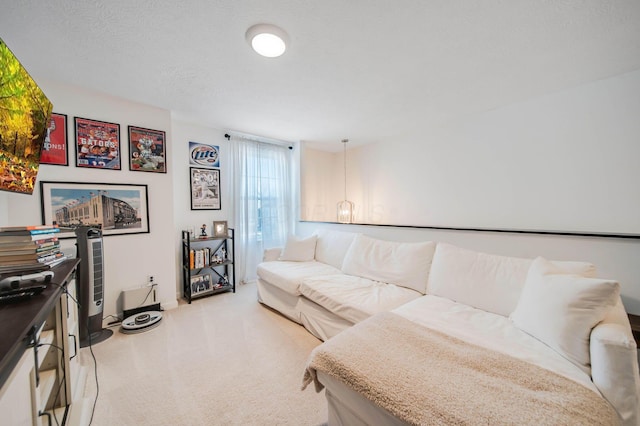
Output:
[2, 0, 640, 148]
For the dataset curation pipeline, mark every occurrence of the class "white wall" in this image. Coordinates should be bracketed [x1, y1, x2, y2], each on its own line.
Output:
[0, 80, 177, 320]
[170, 119, 233, 296]
[301, 147, 337, 221]
[303, 70, 640, 235]
[298, 70, 640, 313]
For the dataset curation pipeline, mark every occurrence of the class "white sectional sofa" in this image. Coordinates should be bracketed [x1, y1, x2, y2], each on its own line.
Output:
[257, 230, 640, 425]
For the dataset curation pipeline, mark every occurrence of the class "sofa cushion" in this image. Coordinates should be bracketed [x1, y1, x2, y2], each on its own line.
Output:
[392, 295, 599, 394]
[257, 261, 342, 296]
[427, 243, 597, 317]
[510, 257, 620, 372]
[279, 234, 317, 262]
[341, 234, 436, 294]
[314, 229, 359, 269]
[300, 274, 422, 324]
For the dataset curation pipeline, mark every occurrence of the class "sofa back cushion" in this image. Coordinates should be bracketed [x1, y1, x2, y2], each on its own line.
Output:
[314, 230, 359, 269]
[427, 243, 597, 317]
[342, 234, 436, 294]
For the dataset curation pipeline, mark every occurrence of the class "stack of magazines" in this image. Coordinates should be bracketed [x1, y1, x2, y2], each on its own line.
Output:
[0, 225, 66, 274]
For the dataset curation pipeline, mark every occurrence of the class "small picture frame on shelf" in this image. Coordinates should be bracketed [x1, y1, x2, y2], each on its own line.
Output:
[190, 273, 212, 296]
[213, 220, 228, 238]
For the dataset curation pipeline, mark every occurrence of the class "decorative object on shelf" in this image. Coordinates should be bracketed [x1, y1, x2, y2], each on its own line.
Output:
[200, 223, 207, 237]
[40, 112, 69, 166]
[74, 116, 121, 170]
[181, 229, 235, 303]
[40, 181, 149, 238]
[213, 220, 228, 237]
[190, 273, 212, 296]
[128, 126, 166, 173]
[189, 141, 219, 168]
[337, 138, 355, 223]
[190, 167, 221, 210]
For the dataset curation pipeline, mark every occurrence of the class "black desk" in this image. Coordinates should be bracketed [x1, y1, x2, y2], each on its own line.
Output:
[0, 259, 80, 390]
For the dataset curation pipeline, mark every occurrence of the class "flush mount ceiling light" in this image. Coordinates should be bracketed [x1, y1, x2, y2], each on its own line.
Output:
[246, 24, 288, 58]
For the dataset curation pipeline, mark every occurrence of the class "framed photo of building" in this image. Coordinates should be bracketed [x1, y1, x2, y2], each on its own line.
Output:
[74, 117, 121, 170]
[190, 167, 221, 210]
[40, 113, 68, 166]
[128, 126, 167, 173]
[190, 273, 212, 296]
[40, 181, 149, 238]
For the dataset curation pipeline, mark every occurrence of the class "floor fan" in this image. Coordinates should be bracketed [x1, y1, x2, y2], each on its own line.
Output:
[75, 226, 112, 347]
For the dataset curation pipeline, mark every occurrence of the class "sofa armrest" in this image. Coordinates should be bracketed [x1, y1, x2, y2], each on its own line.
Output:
[590, 301, 640, 425]
[263, 247, 282, 262]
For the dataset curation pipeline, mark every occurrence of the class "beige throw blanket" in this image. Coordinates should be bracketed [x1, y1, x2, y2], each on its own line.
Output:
[303, 312, 619, 425]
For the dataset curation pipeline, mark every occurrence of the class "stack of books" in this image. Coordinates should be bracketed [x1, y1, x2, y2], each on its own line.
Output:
[0, 225, 66, 274]
[189, 247, 211, 269]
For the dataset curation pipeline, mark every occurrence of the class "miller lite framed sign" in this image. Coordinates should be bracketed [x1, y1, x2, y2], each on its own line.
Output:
[189, 142, 219, 168]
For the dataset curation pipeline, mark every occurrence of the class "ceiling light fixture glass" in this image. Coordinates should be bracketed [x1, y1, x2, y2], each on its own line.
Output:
[337, 139, 355, 224]
[245, 24, 288, 58]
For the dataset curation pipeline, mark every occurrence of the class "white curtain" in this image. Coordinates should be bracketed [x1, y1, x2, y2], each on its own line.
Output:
[232, 138, 293, 284]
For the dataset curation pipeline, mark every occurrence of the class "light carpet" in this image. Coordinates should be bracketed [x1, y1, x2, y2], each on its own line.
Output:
[80, 282, 327, 425]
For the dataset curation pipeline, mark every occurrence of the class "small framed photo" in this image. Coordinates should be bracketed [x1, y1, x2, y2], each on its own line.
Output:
[40, 113, 68, 166]
[213, 221, 228, 238]
[190, 167, 221, 210]
[128, 126, 167, 173]
[74, 117, 121, 170]
[190, 273, 212, 296]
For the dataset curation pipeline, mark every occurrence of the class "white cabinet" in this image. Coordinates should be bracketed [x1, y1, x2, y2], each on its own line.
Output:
[0, 350, 33, 426]
[0, 260, 90, 425]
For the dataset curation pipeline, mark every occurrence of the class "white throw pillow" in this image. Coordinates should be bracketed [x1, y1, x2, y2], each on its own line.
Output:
[510, 257, 620, 372]
[341, 234, 436, 294]
[278, 235, 317, 262]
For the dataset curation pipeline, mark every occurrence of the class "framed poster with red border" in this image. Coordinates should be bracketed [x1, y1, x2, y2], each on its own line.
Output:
[128, 125, 167, 173]
[40, 112, 68, 166]
[74, 117, 121, 170]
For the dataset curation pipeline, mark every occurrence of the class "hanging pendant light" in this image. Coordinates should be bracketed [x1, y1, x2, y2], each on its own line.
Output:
[337, 139, 354, 223]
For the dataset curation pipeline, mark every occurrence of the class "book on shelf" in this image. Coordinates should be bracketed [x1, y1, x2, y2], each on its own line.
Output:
[0, 251, 65, 266]
[189, 248, 212, 269]
[0, 241, 60, 255]
[0, 232, 60, 243]
[45, 256, 68, 269]
[0, 224, 58, 231]
[0, 257, 68, 275]
[0, 263, 50, 275]
[0, 225, 59, 234]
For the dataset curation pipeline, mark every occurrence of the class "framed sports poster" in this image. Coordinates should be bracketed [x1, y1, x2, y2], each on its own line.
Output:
[74, 117, 121, 170]
[128, 125, 167, 173]
[189, 141, 219, 168]
[190, 167, 221, 210]
[40, 113, 68, 166]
